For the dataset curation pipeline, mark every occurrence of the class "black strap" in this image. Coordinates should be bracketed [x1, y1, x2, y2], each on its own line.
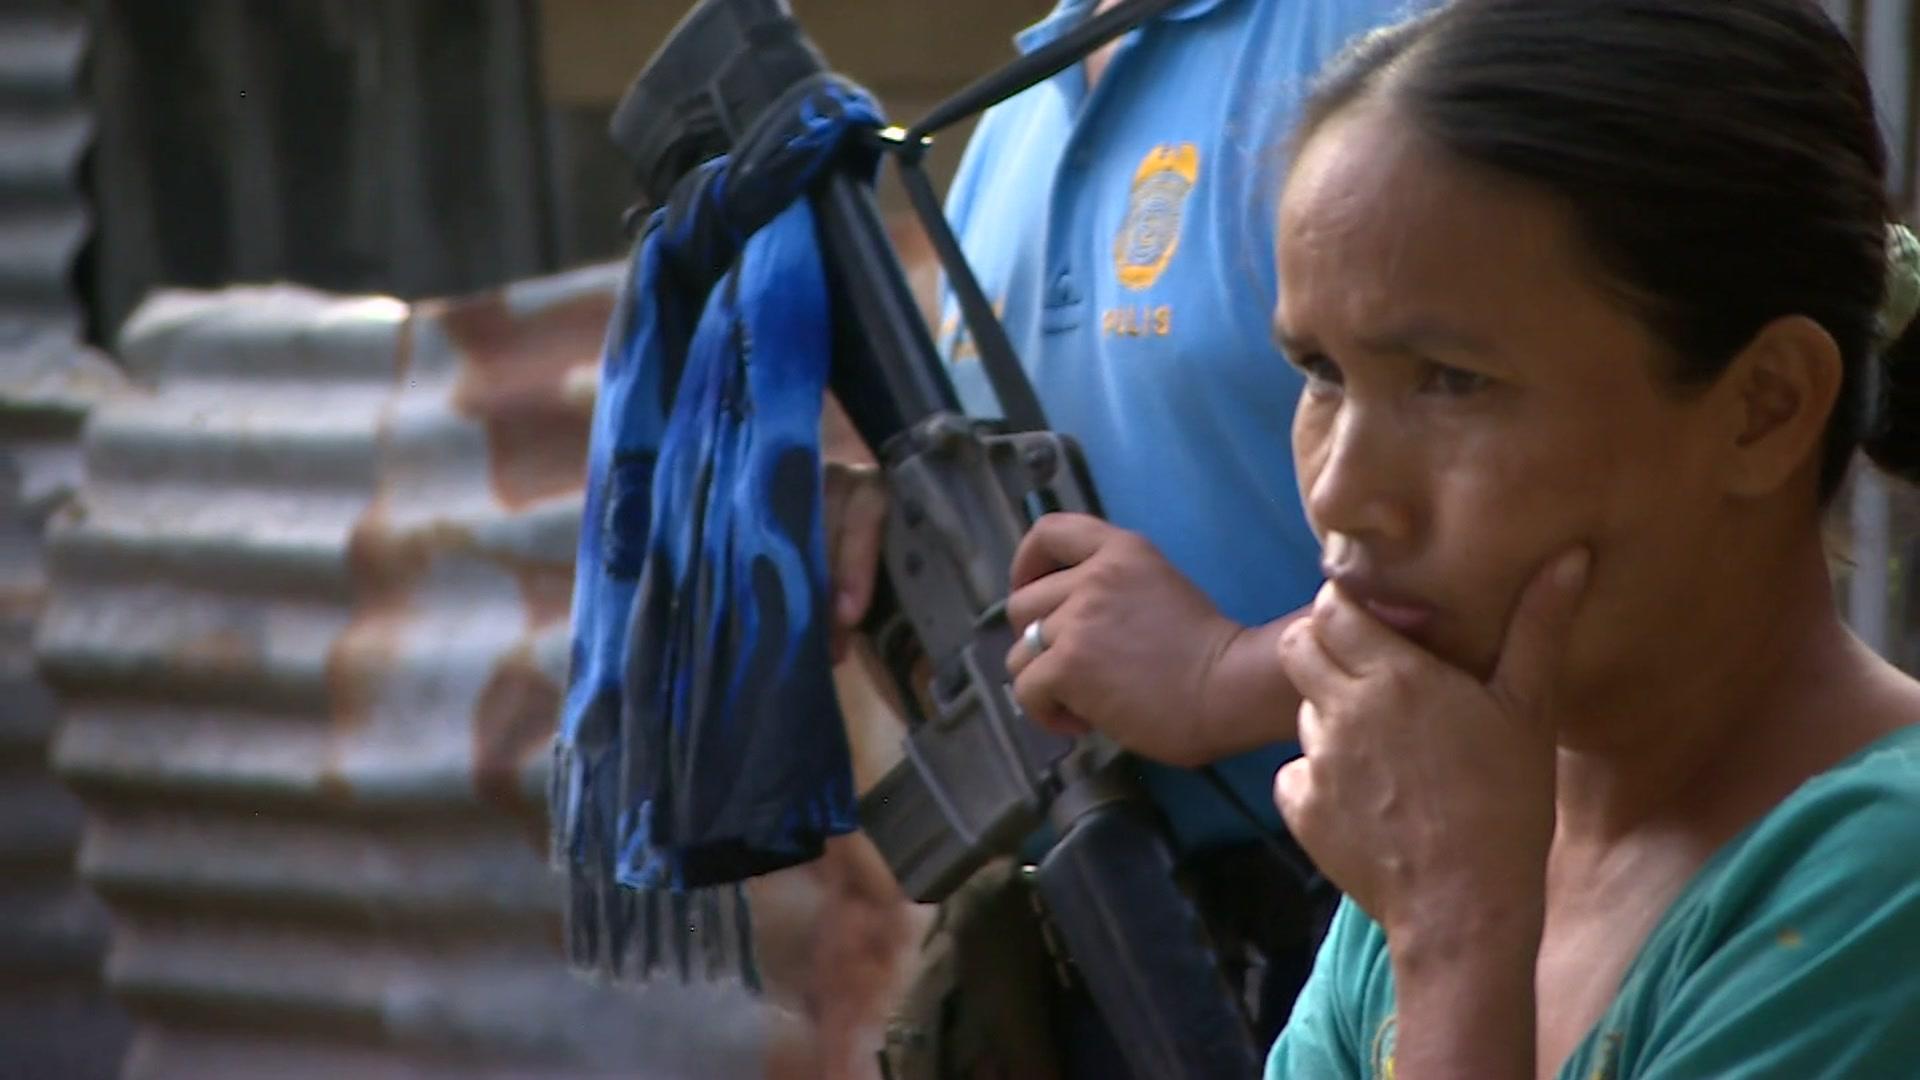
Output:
[893, 153, 1050, 431]
[904, 0, 1192, 143]
[884, 0, 1188, 434]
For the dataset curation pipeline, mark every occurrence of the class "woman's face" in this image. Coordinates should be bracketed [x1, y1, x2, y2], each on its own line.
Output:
[1276, 104, 1739, 689]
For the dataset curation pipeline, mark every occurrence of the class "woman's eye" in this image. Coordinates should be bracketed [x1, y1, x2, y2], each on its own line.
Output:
[1419, 362, 1492, 397]
[1296, 353, 1344, 389]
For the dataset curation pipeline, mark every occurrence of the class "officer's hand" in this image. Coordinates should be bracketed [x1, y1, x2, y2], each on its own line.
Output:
[1003, 513, 1242, 764]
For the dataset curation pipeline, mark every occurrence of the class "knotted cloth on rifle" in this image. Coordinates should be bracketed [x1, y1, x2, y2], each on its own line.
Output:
[550, 76, 880, 986]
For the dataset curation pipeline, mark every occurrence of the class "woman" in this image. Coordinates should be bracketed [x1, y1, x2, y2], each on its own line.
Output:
[1008, 0, 1920, 1075]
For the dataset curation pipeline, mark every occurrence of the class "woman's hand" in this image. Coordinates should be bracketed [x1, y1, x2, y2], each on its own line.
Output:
[1003, 513, 1246, 766]
[1274, 549, 1587, 1080]
[1273, 548, 1588, 942]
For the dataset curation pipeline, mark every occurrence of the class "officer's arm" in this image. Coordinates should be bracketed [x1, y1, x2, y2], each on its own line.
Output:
[1187, 611, 1309, 765]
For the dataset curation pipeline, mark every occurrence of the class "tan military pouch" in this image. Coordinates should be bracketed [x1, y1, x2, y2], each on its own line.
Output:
[877, 859, 1064, 1080]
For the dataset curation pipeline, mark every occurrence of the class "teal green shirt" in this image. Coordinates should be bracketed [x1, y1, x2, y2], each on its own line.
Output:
[1268, 724, 1920, 1080]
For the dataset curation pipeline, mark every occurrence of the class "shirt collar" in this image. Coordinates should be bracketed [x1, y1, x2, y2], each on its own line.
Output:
[1014, 0, 1234, 55]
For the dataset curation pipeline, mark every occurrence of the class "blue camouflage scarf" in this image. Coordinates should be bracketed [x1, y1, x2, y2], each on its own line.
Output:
[551, 78, 880, 985]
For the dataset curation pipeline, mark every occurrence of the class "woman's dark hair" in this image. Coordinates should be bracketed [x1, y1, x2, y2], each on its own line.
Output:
[1298, 0, 1918, 501]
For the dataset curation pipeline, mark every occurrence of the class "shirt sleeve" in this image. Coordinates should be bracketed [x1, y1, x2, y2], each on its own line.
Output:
[1628, 768, 1920, 1079]
[1265, 899, 1377, 1080]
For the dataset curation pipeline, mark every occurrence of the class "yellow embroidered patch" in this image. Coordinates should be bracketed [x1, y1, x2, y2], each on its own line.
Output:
[1589, 1031, 1625, 1080]
[1100, 304, 1172, 338]
[1114, 143, 1200, 291]
[1370, 1013, 1398, 1080]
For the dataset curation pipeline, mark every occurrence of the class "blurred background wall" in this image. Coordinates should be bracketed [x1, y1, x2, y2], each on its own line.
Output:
[74, 0, 1017, 349]
[5, 1, 1035, 1077]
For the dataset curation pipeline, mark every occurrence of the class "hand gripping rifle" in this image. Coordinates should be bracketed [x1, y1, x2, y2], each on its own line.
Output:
[612, 2, 1263, 1075]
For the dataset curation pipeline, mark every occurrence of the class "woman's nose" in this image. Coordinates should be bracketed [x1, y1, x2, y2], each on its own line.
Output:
[1304, 406, 1415, 548]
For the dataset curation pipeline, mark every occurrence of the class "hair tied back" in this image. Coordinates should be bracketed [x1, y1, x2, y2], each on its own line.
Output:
[1881, 222, 1920, 349]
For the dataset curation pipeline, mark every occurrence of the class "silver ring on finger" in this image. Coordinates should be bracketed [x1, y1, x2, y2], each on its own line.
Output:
[1021, 617, 1050, 656]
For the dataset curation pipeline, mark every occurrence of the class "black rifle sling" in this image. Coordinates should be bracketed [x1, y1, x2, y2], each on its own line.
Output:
[903, 0, 1193, 145]
[889, 0, 1187, 435]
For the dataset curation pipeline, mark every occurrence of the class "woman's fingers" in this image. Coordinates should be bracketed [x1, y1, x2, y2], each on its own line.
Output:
[1273, 756, 1315, 838]
[1490, 547, 1590, 719]
[1275, 612, 1354, 710]
[1307, 581, 1415, 678]
[1270, 565, 1573, 931]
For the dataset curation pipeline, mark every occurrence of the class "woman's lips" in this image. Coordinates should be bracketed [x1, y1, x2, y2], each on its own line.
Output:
[1322, 567, 1436, 635]
[1360, 598, 1434, 635]
[1321, 536, 1437, 637]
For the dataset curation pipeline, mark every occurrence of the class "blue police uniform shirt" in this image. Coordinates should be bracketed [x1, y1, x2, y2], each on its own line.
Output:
[938, 0, 1429, 851]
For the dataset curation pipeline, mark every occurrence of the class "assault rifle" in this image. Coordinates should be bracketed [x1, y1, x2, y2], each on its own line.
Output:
[612, 1, 1262, 1075]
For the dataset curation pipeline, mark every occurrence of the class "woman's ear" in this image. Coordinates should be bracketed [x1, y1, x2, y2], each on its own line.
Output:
[1717, 314, 1844, 498]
